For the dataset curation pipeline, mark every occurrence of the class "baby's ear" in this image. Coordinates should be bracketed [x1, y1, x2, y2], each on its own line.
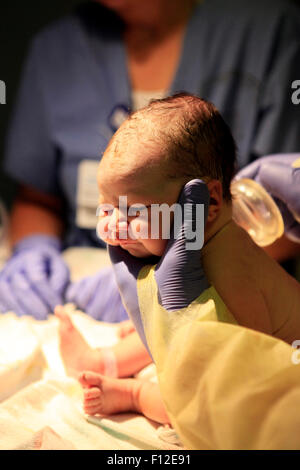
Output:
[206, 180, 223, 223]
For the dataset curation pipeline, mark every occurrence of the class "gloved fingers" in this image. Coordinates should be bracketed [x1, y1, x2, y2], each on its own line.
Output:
[269, 196, 300, 243]
[65, 279, 80, 303]
[234, 154, 300, 180]
[84, 285, 112, 320]
[78, 267, 128, 322]
[285, 222, 300, 243]
[0, 300, 8, 313]
[258, 162, 300, 221]
[0, 280, 28, 316]
[113, 303, 129, 323]
[273, 197, 294, 228]
[85, 297, 105, 320]
[98, 297, 129, 323]
[155, 180, 210, 311]
[262, 153, 300, 166]
[23, 252, 65, 311]
[66, 266, 127, 319]
[48, 254, 70, 295]
[65, 277, 91, 310]
[82, 267, 118, 310]
[11, 273, 49, 320]
[175, 179, 210, 245]
[75, 275, 104, 312]
[34, 280, 64, 312]
[0, 253, 36, 315]
[85, 284, 127, 322]
[0, 253, 24, 279]
[0, 240, 67, 317]
[234, 159, 261, 180]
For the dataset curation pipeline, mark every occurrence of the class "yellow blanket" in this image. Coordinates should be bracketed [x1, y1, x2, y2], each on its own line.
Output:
[138, 264, 300, 450]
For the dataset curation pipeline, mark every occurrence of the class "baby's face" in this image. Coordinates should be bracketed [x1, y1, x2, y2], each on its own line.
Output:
[97, 158, 183, 258]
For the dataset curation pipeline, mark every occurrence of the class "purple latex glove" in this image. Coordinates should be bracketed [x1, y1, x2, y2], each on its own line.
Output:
[109, 179, 210, 351]
[236, 154, 300, 242]
[0, 235, 70, 319]
[65, 266, 128, 322]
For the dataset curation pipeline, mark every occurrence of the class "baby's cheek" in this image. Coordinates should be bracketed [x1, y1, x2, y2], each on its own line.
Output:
[128, 215, 169, 255]
[128, 217, 150, 240]
[141, 238, 169, 257]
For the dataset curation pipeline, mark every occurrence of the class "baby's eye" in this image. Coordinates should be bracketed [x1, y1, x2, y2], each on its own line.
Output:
[103, 209, 114, 217]
[128, 205, 149, 217]
[97, 205, 114, 217]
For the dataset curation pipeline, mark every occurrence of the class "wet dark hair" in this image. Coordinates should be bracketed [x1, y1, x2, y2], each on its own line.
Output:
[129, 92, 237, 201]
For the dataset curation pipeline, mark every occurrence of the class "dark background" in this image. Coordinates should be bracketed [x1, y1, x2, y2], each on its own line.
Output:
[1, 0, 300, 207]
[0, 1, 300, 281]
[0, 1, 81, 208]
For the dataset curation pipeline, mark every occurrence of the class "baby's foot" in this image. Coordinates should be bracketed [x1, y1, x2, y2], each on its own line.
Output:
[55, 306, 102, 377]
[79, 371, 137, 416]
[117, 319, 136, 338]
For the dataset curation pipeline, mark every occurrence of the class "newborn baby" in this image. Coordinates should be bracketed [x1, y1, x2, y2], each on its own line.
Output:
[57, 93, 300, 427]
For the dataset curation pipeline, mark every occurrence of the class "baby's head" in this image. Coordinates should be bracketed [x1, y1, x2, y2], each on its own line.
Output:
[97, 93, 237, 257]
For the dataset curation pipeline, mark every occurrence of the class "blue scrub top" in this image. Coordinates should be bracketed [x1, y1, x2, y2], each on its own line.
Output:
[4, 0, 300, 248]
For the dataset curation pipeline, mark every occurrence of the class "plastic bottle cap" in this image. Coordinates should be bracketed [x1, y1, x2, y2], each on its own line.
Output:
[230, 178, 284, 247]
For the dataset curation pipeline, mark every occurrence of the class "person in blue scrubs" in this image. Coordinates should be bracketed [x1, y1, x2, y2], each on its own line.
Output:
[1, 0, 300, 319]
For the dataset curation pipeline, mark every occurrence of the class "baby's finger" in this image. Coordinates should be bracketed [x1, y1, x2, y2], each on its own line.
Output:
[54, 304, 64, 314]
[54, 305, 70, 321]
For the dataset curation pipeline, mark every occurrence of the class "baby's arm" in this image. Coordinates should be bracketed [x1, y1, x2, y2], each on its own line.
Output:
[55, 306, 152, 378]
[219, 276, 273, 334]
[202, 224, 273, 335]
[79, 371, 170, 425]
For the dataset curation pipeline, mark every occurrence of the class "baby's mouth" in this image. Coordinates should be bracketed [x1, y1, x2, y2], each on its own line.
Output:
[119, 239, 140, 246]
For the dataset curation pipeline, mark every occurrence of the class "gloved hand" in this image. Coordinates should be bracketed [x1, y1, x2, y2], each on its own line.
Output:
[0, 235, 70, 319]
[65, 266, 128, 323]
[109, 179, 211, 352]
[235, 153, 300, 242]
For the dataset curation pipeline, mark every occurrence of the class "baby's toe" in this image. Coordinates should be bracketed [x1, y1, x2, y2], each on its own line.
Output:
[84, 387, 101, 400]
[55, 308, 74, 331]
[83, 398, 102, 415]
[79, 371, 104, 389]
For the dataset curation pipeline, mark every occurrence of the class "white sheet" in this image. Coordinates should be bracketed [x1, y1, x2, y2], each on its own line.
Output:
[0, 247, 182, 450]
[0, 308, 181, 450]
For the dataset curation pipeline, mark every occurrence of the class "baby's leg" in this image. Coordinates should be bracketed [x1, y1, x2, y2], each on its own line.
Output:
[55, 306, 152, 378]
[79, 371, 170, 425]
[55, 306, 102, 377]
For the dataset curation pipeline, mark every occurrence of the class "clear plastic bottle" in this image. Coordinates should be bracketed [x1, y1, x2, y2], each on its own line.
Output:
[230, 178, 284, 247]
